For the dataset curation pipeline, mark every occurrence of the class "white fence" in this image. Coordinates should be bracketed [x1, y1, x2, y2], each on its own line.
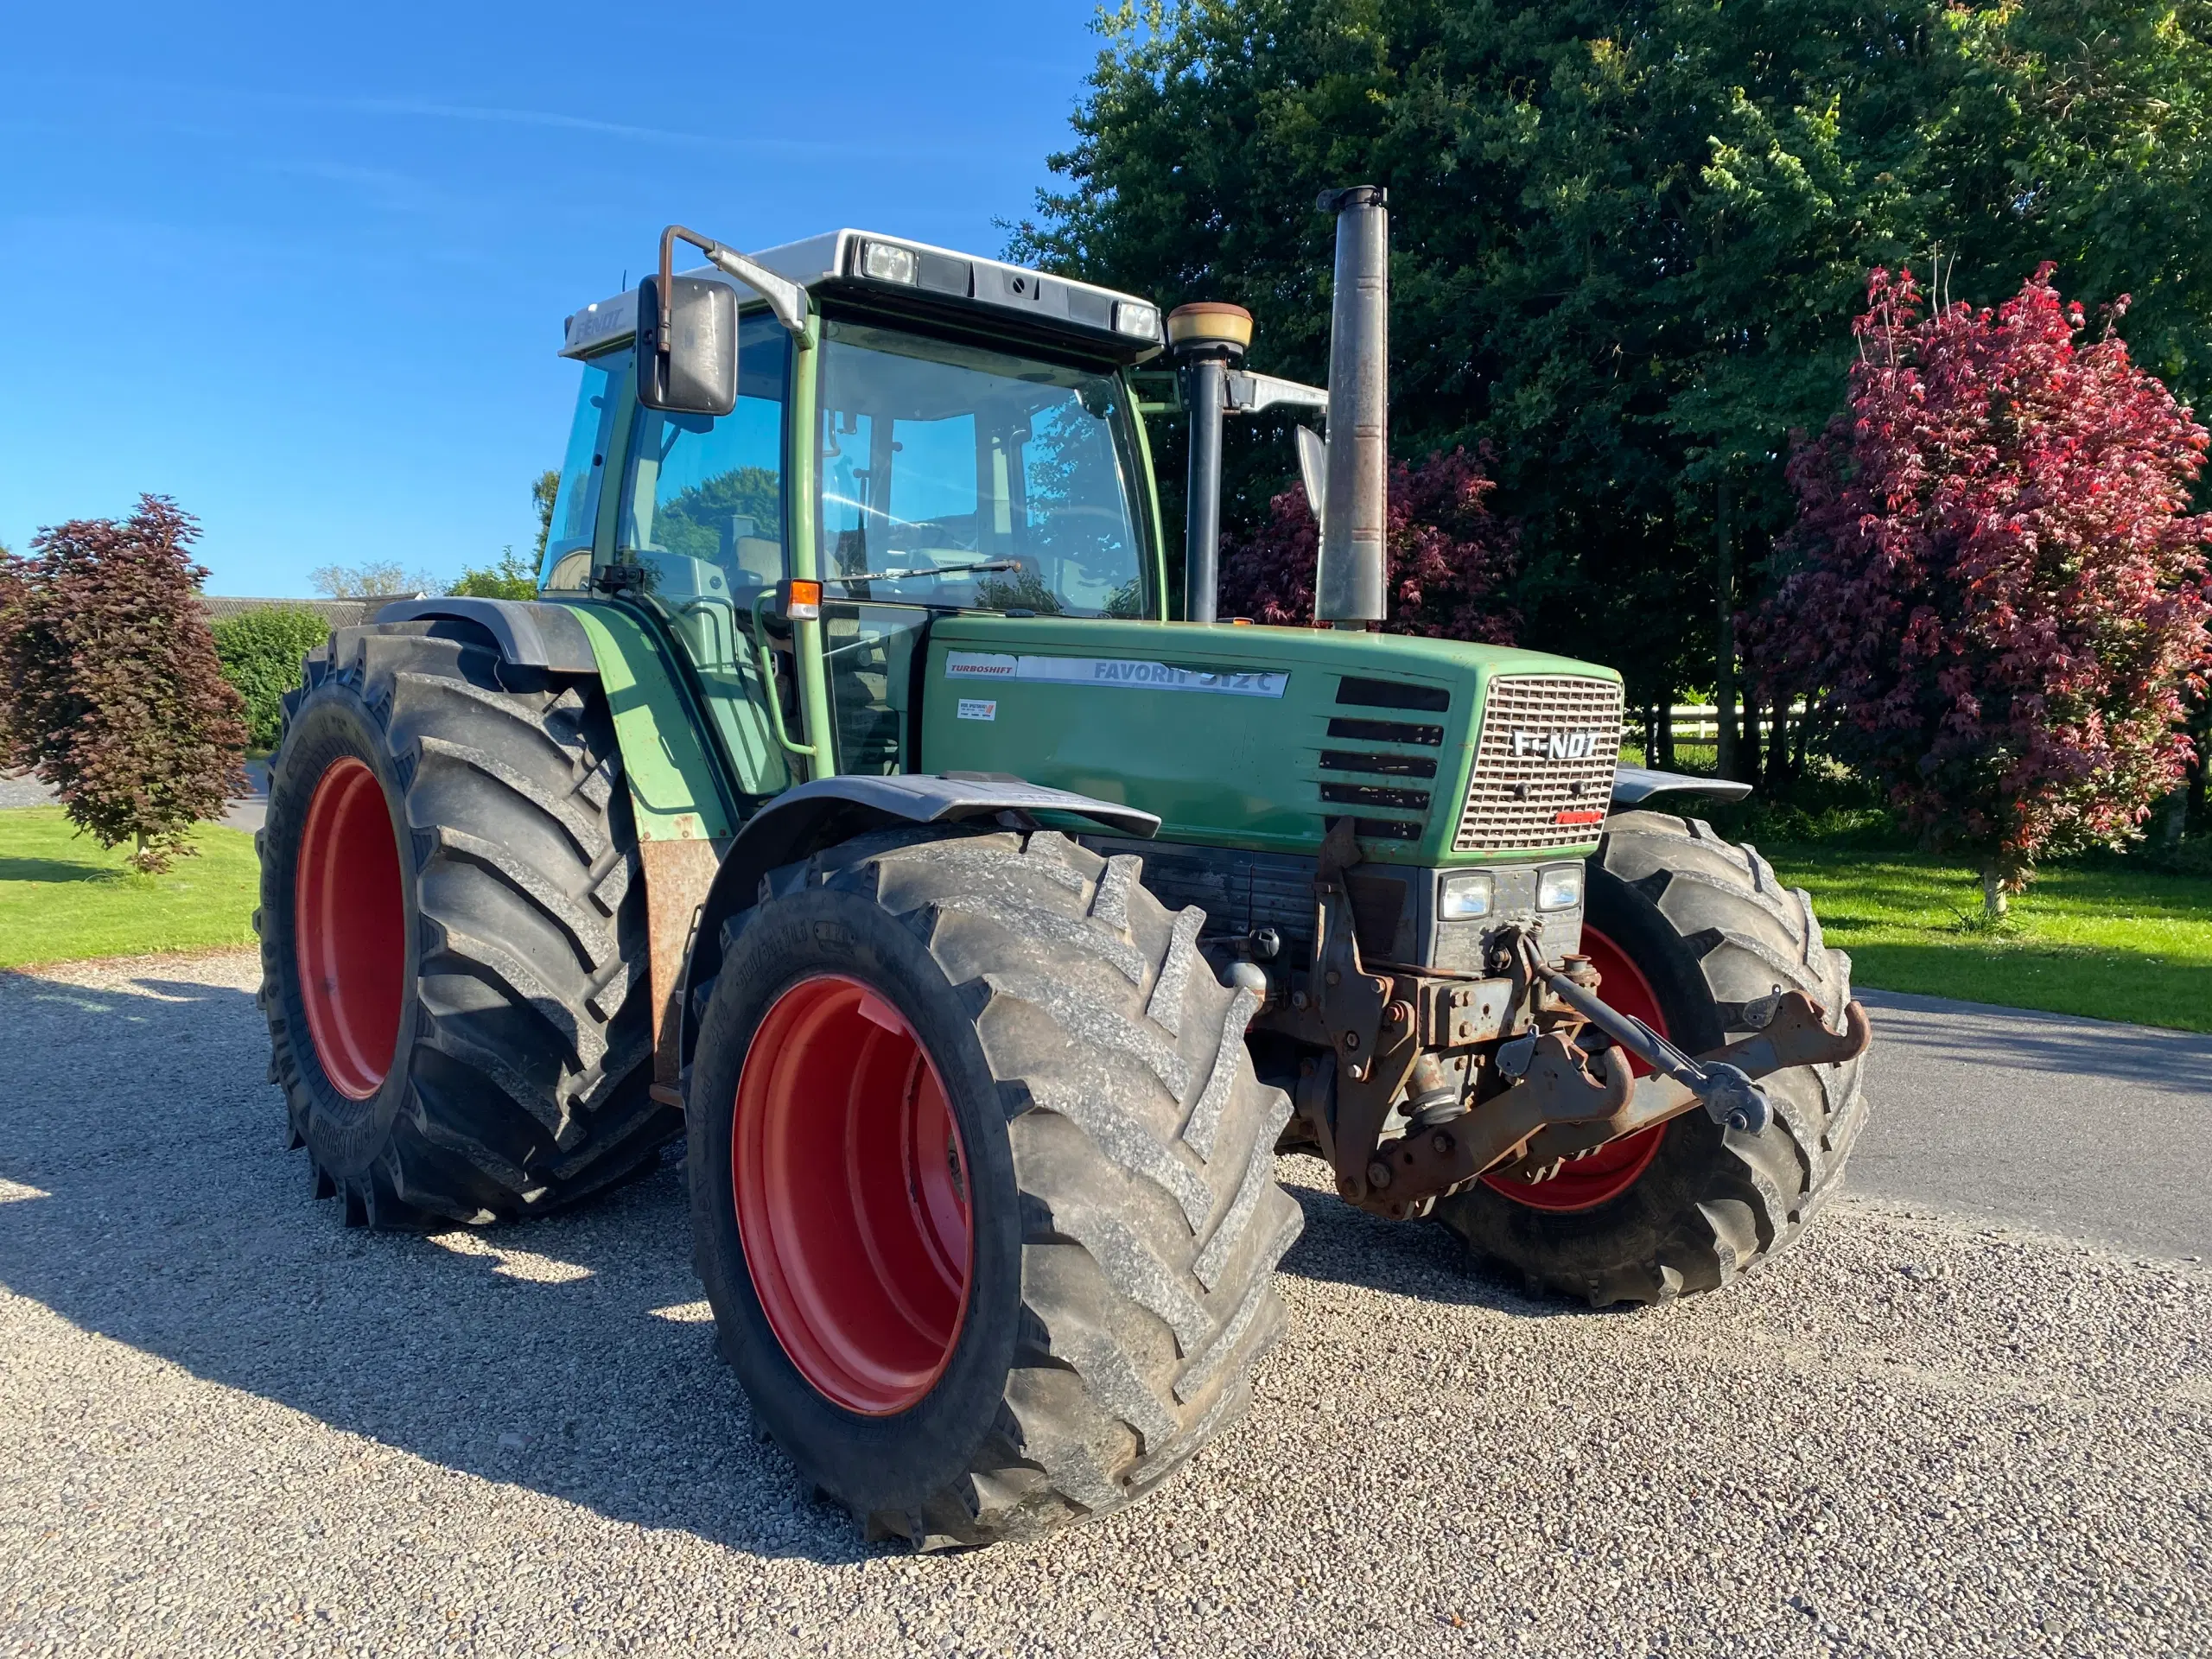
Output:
[1655, 703, 1808, 742]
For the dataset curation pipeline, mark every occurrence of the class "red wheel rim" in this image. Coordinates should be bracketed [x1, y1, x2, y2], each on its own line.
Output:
[732, 975, 972, 1415]
[1483, 923, 1669, 1211]
[292, 756, 405, 1101]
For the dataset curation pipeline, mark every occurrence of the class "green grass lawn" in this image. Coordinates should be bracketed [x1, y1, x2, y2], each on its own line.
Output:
[1764, 843, 2212, 1033]
[0, 807, 259, 969]
[3, 792, 2205, 1033]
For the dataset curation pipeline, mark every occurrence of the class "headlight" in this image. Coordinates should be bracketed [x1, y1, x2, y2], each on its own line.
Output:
[1537, 865, 1585, 912]
[1438, 871, 1495, 920]
[856, 239, 919, 285]
[1112, 300, 1162, 341]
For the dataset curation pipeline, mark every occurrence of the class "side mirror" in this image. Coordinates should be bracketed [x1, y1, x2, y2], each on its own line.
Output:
[1295, 425, 1329, 520]
[637, 273, 737, 415]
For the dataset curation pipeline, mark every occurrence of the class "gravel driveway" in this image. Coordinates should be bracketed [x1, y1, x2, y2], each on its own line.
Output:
[1, 952, 2206, 1657]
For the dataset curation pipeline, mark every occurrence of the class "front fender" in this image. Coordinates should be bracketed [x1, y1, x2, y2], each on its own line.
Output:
[674, 774, 1160, 1087]
[1611, 765, 1753, 810]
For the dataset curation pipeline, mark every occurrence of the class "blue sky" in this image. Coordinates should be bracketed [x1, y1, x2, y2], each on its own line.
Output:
[1, 3, 1108, 594]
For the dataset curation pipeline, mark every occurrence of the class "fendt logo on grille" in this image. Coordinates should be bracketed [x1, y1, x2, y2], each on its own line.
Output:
[1510, 728, 1602, 760]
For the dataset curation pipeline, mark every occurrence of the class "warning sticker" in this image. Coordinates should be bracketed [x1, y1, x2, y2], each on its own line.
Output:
[944, 652, 1287, 698]
[957, 698, 997, 721]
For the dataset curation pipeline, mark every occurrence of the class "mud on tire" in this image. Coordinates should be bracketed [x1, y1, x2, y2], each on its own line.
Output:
[1436, 810, 1871, 1306]
[257, 620, 677, 1227]
[689, 827, 1302, 1549]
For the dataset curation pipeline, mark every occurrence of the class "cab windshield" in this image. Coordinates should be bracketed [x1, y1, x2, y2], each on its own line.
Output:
[815, 321, 1148, 618]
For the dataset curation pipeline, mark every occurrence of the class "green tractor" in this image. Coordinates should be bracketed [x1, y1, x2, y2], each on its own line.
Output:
[257, 190, 1870, 1548]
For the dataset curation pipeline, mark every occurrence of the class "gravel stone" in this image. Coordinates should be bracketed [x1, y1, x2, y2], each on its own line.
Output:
[1, 951, 2206, 1656]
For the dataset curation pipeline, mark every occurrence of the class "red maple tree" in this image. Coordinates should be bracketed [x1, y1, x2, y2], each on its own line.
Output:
[1751, 265, 2212, 912]
[0, 496, 249, 872]
[1219, 447, 1521, 643]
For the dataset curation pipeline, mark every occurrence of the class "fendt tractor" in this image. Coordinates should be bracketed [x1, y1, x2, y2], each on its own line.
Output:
[258, 189, 1872, 1548]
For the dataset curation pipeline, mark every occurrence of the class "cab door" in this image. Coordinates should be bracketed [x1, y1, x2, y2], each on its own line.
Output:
[611, 309, 798, 804]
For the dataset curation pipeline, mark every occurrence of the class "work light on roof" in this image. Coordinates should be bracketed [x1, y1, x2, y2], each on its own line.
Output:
[1112, 301, 1163, 343]
[857, 239, 919, 285]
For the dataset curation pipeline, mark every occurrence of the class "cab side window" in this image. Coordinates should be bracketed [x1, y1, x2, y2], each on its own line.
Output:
[619, 309, 792, 639]
[541, 348, 631, 591]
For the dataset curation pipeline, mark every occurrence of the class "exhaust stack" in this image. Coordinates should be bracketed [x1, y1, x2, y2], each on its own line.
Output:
[1315, 186, 1389, 628]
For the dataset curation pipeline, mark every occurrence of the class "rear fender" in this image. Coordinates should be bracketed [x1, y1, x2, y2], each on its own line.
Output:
[375, 598, 601, 674]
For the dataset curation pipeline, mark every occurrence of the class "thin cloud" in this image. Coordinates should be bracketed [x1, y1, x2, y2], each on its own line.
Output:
[304, 92, 967, 163]
[321, 93, 715, 146]
[23, 73, 972, 164]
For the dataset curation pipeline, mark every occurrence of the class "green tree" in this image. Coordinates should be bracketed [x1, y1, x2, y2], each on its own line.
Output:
[211, 605, 332, 749]
[447, 547, 540, 601]
[1014, 0, 2212, 766]
[656, 467, 784, 564]
[532, 467, 562, 563]
[1929, 2, 2212, 404]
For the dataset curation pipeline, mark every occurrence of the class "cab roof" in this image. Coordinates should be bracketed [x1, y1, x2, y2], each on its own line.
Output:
[561, 229, 1165, 366]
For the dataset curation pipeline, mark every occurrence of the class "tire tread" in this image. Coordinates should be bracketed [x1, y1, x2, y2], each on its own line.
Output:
[763, 827, 1300, 1547]
[259, 626, 676, 1225]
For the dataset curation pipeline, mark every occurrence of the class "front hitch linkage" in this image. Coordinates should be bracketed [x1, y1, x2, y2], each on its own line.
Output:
[1510, 934, 1772, 1134]
[1307, 851, 1873, 1218]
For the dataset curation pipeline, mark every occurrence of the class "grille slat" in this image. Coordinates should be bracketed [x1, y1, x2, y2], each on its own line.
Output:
[1455, 676, 1624, 854]
[1319, 750, 1439, 779]
[1337, 676, 1451, 712]
[1326, 716, 1443, 747]
[1320, 782, 1431, 811]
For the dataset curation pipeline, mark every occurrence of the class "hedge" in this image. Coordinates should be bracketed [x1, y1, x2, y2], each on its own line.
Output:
[211, 605, 331, 750]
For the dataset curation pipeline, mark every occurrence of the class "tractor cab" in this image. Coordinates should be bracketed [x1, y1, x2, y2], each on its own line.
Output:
[543, 230, 1173, 801]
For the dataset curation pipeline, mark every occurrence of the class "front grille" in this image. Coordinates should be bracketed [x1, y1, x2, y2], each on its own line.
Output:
[1453, 676, 1624, 853]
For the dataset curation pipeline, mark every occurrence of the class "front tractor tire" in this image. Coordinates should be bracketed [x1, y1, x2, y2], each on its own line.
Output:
[257, 620, 678, 1228]
[1436, 811, 1871, 1306]
[689, 828, 1302, 1549]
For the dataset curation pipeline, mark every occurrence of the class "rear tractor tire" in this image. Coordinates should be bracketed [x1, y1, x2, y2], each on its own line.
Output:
[257, 620, 678, 1228]
[1436, 810, 1871, 1306]
[689, 827, 1303, 1548]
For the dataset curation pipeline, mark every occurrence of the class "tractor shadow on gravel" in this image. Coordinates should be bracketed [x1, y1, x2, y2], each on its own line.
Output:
[1269, 1172, 1613, 1320]
[0, 969, 872, 1567]
[0, 967, 1611, 1567]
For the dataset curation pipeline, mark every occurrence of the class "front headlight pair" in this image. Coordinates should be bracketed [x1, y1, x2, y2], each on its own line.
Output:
[1438, 864, 1583, 920]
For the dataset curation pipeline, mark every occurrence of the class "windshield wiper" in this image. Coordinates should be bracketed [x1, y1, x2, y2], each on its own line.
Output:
[823, 558, 1023, 584]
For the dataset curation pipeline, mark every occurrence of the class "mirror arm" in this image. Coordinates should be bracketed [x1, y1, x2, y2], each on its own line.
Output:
[703, 247, 813, 347]
[657, 224, 815, 352]
[1223, 370, 1330, 417]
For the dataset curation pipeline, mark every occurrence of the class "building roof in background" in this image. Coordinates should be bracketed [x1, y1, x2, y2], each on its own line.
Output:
[197, 594, 426, 629]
